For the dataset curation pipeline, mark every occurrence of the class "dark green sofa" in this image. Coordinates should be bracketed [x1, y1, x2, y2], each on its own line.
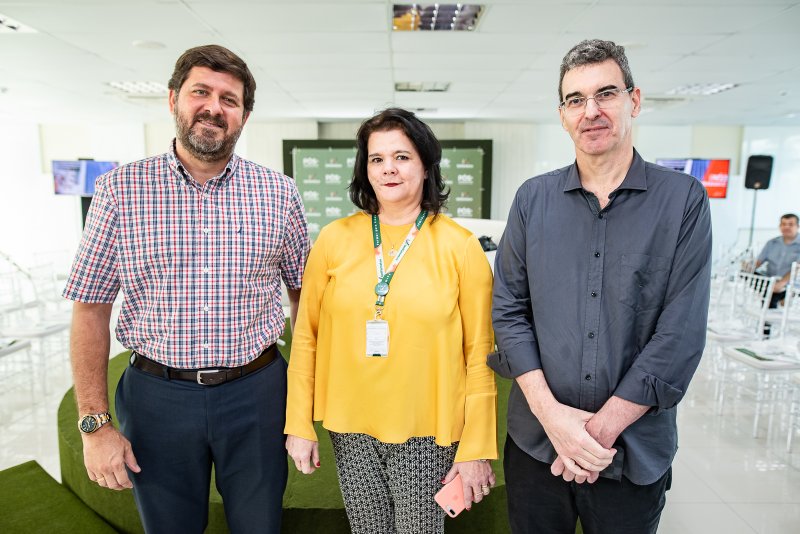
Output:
[58, 325, 513, 533]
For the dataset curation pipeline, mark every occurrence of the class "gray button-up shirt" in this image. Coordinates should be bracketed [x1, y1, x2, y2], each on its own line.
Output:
[489, 150, 712, 485]
[757, 235, 800, 278]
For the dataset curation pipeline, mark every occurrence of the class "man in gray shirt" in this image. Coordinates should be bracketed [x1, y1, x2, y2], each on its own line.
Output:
[490, 39, 712, 533]
[756, 213, 800, 307]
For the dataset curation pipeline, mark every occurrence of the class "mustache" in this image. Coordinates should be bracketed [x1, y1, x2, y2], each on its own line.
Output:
[579, 118, 610, 132]
[193, 111, 227, 129]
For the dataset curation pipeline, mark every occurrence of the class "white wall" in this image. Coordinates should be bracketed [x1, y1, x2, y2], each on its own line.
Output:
[738, 127, 800, 250]
[7, 119, 800, 272]
[0, 121, 146, 271]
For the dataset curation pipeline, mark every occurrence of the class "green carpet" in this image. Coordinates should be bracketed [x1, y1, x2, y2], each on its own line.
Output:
[0, 460, 115, 534]
[57, 321, 517, 532]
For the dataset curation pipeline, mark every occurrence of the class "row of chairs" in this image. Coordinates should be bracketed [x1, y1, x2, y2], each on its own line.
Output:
[0, 251, 73, 414]
[706, 260, 800, 451]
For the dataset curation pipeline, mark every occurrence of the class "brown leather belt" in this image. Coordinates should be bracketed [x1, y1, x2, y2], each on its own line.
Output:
[131, 344, 278, 386]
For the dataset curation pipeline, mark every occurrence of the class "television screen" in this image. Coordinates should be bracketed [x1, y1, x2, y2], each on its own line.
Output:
[53, 160, 118, 197]
[655, 158, 730, 198]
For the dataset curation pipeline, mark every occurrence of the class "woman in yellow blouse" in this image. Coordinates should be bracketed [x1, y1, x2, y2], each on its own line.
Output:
[285, 108, 497, 533]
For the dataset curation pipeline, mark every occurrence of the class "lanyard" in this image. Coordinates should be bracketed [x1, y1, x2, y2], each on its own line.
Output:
[371, 210, 428, 315]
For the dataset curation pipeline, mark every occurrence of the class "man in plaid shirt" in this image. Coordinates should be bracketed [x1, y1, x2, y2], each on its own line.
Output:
[64, 45, 309, 533]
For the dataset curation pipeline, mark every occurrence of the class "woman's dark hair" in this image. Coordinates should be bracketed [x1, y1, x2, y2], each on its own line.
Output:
[168, 44, 256, 114]
[349, 108, 449, 218]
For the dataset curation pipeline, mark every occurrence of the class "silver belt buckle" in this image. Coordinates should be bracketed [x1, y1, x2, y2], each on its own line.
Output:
[196, 369, 221, 385]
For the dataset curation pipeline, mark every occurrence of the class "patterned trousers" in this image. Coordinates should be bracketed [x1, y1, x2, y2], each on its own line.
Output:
[329, 431, 458, 534]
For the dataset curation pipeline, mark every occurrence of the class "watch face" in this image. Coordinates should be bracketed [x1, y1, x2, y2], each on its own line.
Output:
[80, 416, 98, 433]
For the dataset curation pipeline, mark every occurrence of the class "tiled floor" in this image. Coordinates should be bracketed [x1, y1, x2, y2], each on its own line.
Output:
[1, 330, 799, 532]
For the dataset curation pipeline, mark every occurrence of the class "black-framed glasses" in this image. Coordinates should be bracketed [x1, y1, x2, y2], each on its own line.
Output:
[559, 87, 633, 114]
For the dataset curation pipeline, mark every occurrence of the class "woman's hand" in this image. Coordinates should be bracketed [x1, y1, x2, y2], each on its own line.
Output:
[442, 460, 496, 510]
[286, 435, 320, 474]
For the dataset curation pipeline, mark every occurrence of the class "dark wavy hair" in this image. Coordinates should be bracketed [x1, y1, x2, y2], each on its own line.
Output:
[349, 108, 448, 218]
[168, 44, 256, 115]
[558, 39, 635, 102]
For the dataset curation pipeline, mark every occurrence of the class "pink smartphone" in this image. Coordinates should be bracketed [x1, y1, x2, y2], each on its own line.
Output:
[434, 474, 466, 518]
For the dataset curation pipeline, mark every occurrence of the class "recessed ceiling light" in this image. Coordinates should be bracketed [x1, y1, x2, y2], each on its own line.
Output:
[392, 4, 484, 31]
[132, 40, 167, 50]
[395, 82, 451, 92]
[0, 13, 37, 33]
[665, 83, 738, 96]
[108, 81, 169, 95]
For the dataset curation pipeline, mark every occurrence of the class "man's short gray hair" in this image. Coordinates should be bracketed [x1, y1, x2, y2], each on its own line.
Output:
[558, 39, 635, 102]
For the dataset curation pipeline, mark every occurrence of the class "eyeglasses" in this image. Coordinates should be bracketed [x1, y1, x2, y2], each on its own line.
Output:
[559, 87, 633, 114]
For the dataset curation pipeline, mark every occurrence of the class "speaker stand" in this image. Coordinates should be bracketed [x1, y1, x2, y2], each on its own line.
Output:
[748, 189, 758, 248]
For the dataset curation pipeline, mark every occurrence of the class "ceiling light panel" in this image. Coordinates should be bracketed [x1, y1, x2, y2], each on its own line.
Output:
[108, 81, 169, 95]
[393, 4, 484, 32]
[666, 83, 738, 96]
[395, 82, 451, 92]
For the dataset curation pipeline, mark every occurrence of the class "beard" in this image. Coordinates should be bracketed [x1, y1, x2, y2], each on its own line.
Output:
[173, 102, 244, 163]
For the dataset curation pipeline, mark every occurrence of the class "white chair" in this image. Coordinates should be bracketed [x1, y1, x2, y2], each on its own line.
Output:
[785, 373, 800, 453]
[707, 271, 776, 344]
[717, 273, 800, 438]
[0, 253, 70, 395]
[0, 338, 35, 422]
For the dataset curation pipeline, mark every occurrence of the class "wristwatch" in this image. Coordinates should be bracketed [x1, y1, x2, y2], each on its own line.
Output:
[78, 412, 112, 434]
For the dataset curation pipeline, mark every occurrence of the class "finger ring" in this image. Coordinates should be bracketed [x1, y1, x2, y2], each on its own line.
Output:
[481, 484, 490, 495]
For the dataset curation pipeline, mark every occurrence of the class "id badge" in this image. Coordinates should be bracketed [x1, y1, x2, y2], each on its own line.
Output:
[365, 320, 389, 357]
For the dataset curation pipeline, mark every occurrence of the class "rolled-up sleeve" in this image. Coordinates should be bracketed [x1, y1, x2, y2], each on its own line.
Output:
[613, 182, 712, 412]
[489, 186, 542, 379]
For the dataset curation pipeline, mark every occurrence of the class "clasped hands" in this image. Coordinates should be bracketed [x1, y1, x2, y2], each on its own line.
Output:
[540, 403, 616, 485]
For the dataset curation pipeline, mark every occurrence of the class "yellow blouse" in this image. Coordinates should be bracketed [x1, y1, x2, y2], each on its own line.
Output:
[285, 212, 497, 462]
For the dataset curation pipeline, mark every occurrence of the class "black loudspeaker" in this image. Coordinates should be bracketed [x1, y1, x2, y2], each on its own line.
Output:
[744, 155, 774, 190]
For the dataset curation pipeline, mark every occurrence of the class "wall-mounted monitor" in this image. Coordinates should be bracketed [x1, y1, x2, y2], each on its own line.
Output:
[655, 158, 730, 198]
[53, 160, 118, 197]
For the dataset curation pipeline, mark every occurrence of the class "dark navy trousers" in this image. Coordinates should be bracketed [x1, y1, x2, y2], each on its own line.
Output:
[115, 355, 288, 534]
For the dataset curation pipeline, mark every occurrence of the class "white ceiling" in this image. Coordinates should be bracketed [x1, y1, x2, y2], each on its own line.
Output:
[1, 0, 799, 126]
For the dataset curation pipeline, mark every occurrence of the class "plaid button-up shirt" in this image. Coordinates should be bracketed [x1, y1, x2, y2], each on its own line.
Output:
[64, 142, 309, 368]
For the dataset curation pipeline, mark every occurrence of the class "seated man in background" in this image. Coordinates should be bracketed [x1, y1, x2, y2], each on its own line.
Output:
[756, 213, 800, 307]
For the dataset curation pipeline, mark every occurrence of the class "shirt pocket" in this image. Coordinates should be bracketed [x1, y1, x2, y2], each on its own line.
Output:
[232, 220, 280, 280]
[122, 234, 174, 287]
[618, 253, 671, 311]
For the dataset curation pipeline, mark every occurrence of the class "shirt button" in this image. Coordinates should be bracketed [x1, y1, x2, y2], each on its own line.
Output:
[203, 228, 209, 234]
[203, 343, 209, 349]
[591, 291, 597, 297]
[585, 374, 592, 381]
[203, 306, 209, 312]
[594, 252, 600, 258]
[588, 332, 595, 339]
[598, 213, 603, 219]
[203, 267, 210, 274]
